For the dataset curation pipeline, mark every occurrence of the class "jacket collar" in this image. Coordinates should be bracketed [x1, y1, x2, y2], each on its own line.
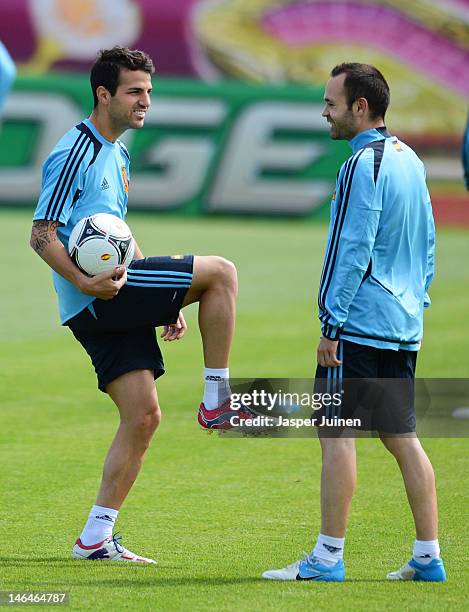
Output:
[349, 126, 391, 153]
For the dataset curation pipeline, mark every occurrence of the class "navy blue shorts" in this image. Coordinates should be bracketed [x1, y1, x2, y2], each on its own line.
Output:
[314, 340, 417, 434]
[66, 256, 194, 392]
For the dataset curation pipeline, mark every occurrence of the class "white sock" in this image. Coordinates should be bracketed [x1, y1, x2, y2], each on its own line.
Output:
[79, 505, 118, 546]
[313, 533, 345, 566]
[413, 539, 440, 565]
[203, 368, 230, 409]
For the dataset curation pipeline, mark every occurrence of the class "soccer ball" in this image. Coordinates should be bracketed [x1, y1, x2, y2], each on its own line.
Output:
[68, 213, 135, 276]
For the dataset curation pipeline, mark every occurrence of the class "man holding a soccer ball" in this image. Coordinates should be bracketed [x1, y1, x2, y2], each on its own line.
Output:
[30, 47, 256, 563]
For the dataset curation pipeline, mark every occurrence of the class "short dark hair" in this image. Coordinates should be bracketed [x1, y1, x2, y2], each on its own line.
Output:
[90, 46, 155, 107]
[330, 63, 390, 120]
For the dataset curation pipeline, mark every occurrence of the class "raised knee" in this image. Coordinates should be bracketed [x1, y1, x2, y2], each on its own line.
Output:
[213, 256, 237, 290]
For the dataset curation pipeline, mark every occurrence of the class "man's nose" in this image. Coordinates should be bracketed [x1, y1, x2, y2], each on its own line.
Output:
[140, 94, 151, 108]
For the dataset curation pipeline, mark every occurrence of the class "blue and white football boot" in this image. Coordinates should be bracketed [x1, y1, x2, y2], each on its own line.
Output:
[387, 558, 446, 581]
[262, 552, 345, 581]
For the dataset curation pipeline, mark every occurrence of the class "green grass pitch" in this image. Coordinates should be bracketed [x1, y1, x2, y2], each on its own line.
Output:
[1, 209, 468, 610]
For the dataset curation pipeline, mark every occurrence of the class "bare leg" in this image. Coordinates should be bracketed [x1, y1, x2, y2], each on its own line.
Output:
[380, 435, 438, 540]
[319, 436, 357, 537]
[182, 256, 238, 368]
[95, 369, 161, 509]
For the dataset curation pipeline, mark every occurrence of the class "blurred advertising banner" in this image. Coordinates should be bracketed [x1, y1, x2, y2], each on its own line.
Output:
[0, 76, 348, 215]
[0, 0, 198, 76]
[0, 0, 467, 213]
[1, 0, 467, 138]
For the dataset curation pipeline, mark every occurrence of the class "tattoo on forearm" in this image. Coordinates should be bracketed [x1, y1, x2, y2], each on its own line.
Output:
[31, 220, 60, 255]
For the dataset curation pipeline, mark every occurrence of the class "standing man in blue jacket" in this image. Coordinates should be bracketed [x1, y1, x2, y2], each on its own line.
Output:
[263, 63, 446, 582]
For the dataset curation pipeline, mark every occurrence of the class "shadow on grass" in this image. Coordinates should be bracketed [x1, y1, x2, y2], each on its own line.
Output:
[0, 558, 68, 564]
[0, 561, 396, 587]
[0, 558, 188, 571]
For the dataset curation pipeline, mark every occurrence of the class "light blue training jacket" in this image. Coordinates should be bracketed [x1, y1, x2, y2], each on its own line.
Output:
[318, 127, 435, 351]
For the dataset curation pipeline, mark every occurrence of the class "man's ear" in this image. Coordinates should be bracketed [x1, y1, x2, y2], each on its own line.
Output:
[96, 85, 111, 106]
[354, 97, 368, 116]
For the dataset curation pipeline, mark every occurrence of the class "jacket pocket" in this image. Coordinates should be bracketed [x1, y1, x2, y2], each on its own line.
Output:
[370, 275, 395, 297]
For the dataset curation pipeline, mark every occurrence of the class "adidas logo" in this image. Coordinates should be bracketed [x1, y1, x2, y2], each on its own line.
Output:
[323, 544, 342, 554]
[100, 177, 110, 190]
[95, 514, 114, 522]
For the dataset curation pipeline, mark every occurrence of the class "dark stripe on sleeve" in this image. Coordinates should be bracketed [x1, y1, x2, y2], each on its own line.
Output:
[76, 122, 103, 169]
[318, 156, 354, 312]
[323, 323, 340, 340]
[46, 122, 103, 221]
[318, 149, 365, 312]
[45, 132, 85, 219]
[48, 141, 91, 220]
